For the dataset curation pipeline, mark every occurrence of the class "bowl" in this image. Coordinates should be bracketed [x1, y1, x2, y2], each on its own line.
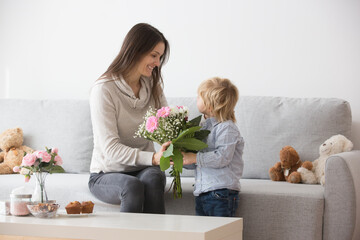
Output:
[27, 202, 59, 218]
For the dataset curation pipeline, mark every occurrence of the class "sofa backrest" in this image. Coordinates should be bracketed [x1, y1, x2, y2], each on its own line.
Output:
[0, 99, 93, 173]
[168, 96, 352, 179]
[0, 97, 352, 178]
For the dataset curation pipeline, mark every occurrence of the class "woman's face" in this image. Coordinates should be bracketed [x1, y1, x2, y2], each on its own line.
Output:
[137, 42, 165, 77]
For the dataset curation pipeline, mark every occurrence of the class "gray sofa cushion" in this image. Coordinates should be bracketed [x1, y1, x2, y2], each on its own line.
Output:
[237, 96, 352, 179]
[0, 97, 351, 178]
[0, 99, 93, 173]
[168, 97, 352, 179]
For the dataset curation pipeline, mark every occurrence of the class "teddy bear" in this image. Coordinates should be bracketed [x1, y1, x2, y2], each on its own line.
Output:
[297, 134, 353, 185]
[269, 145, 312, 183]
[0, 127, 34, 174]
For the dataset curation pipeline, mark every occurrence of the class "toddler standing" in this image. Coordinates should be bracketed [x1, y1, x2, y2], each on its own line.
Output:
[182, 77, 244, 217]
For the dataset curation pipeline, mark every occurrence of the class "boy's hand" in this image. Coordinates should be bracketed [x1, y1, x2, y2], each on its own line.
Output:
[181, 152, 197, 165]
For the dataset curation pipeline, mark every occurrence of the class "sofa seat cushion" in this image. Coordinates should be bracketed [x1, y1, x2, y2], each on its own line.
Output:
[239, 179, 324, 240]
[164, 177, 196, 215]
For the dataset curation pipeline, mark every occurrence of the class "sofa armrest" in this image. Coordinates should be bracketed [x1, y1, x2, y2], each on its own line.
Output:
[323, 150, 360, 240]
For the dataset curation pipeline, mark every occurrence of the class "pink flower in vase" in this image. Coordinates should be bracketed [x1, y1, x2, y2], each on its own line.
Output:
[22, 153, 37, 166]
[51, 148, 58, 154]
[36, 151, 51, 163]
[13, 166, 20, 172]
[24, 175, 30, 182]
[54, 155, 63, 165]
[156, 107, 171, 118]
[146, 116, 158, 133]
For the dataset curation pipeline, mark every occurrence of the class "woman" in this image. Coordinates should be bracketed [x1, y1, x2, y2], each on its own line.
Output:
[88, 23, 171, 213]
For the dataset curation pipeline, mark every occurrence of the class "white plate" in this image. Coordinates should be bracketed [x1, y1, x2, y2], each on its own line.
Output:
[57, 210, 94, 217]
[58, 213, 92, 218]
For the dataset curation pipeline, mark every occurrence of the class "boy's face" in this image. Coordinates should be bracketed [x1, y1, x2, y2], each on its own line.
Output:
[197, 95, 212, 117]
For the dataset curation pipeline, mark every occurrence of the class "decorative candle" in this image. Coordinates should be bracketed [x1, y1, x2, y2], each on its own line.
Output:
[10, 194, 32, 216]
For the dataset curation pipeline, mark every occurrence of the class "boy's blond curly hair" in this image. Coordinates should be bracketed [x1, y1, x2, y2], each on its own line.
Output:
[198, 77, 239, 123]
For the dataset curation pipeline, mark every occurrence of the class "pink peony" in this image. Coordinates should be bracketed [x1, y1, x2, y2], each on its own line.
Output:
[156, 107, 171, 118]
[54, 155, 63, 165]
[13, 166, 20, 172]
[36, 151, 52, 163]
[146, 116, 158, 133]
[22, 153, 37, 166]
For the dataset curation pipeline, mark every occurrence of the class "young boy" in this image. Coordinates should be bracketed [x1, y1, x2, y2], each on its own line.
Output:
[182, 77, 244, 217]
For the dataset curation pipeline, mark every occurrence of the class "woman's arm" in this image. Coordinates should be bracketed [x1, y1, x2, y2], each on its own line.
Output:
[90, 83, 154, 168]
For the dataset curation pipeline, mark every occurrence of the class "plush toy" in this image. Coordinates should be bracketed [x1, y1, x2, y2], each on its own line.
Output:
[0, 127, 34, 174]
[269, 146, 311, 183]
[297, 134, 353, 185]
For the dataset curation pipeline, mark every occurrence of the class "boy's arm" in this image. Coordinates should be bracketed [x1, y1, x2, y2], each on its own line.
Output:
[196, 126, 240, 169]
[183, 163, 196, 169]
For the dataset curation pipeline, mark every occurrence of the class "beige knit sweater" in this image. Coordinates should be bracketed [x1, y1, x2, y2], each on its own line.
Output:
[89, 76, 167, 173]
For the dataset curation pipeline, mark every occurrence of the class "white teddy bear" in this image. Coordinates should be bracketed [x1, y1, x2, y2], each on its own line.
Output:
[297, 134, 353, 185]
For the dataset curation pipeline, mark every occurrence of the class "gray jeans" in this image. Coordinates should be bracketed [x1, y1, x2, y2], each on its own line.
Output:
[88, 166, 166, 213]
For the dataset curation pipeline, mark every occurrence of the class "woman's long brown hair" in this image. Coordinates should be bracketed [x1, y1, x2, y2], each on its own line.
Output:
[101, 23, 170, 108]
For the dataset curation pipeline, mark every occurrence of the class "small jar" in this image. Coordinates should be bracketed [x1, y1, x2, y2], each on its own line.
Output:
[10, 194, 32, 216]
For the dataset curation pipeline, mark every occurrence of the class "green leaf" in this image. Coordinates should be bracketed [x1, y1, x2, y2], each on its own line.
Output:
[187, 115, 202, 127]
[173, 138, 208, 151]
[41, 165, 53, 172]
[172, 148, 183, 173]
[160, 156, 171, 171]
[41, 165, 65, 173]
[162, 143, 174, 158]
[50, 165, 65, 173]
[194, 130, 210, 140]
[172, 126, 202, 143]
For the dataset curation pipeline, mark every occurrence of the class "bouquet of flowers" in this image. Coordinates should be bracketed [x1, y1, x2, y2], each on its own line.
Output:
[135, 106, 210, 198]
[13, 147, 65, 203]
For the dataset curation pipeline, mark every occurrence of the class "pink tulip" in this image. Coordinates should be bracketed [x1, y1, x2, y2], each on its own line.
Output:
[36, 151, 51, 163]
[22, 153, 37, 166]
[146, 116, 158, 133]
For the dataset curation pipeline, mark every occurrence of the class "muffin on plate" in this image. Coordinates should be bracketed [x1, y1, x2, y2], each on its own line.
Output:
[65, 201, 81, 214]
[81, 201, 94, 213]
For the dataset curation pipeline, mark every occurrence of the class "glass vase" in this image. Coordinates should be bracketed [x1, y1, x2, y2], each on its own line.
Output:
[32, 172, 48, 203]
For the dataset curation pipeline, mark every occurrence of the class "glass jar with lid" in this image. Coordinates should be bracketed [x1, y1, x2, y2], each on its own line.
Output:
[10, 193, 32, 216]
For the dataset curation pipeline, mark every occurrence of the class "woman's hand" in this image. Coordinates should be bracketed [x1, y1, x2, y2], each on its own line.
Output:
[152, 141, 172, 165]
[182, 152, 197, 165]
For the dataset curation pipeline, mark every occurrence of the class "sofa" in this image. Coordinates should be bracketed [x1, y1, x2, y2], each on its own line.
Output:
[0, 96, 359, 240]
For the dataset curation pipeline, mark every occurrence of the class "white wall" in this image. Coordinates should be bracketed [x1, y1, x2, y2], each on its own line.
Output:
[1, 0, 360, 149]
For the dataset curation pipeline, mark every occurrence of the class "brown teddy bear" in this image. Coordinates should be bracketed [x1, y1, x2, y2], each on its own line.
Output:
[0, 127, 34, 174]
[269, 146, 312, 183]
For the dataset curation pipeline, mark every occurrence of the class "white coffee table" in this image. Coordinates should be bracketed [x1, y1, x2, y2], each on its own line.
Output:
[0, 211, 243, 240]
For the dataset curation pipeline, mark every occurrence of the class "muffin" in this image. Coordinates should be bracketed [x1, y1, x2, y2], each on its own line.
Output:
[65, 201, 81, 214]
[81, 201, 94, 213]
